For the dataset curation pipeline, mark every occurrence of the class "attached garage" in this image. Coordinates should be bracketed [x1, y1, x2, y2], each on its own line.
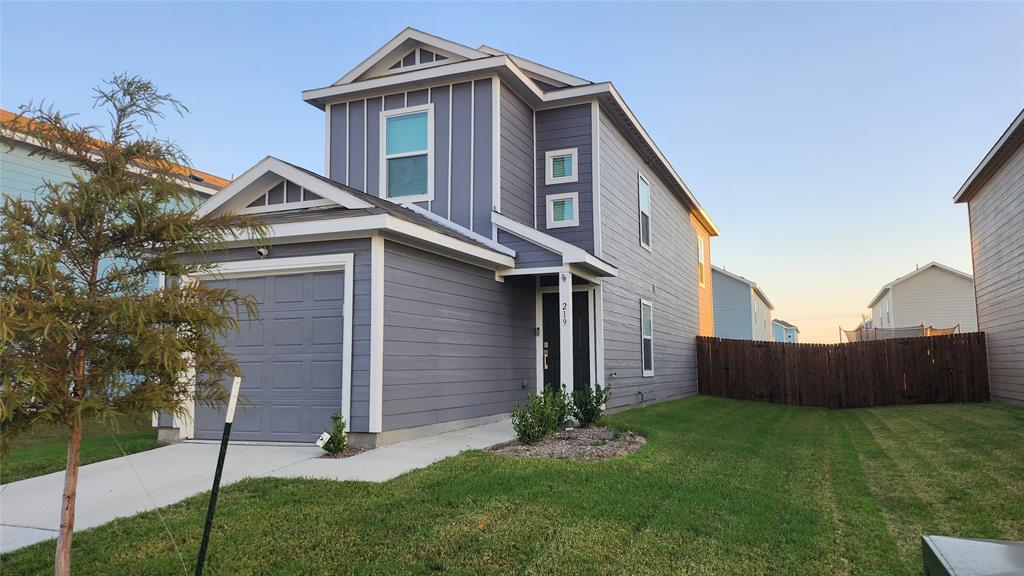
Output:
[192, 257, 354, 442]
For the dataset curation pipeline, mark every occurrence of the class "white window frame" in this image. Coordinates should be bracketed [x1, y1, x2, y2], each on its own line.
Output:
[697, 236, 706, 287]
[545, 148, 579, 186]
[545, 192, 579, 229]
[239, 178, 333, 215]
[638, 172, 652, 252]
[640, 298, 654, 377]
[379, 103, 434, 204]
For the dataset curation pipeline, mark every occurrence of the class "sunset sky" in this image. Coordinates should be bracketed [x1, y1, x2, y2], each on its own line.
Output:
[3, 1, 1021, 342]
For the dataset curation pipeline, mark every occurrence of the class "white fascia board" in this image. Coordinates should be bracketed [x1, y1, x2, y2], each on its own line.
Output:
[197, 157, 372, 218]
[305, 56, 512, 106]
[335, 28, 490, 86]
[867, 286, 890, 310]
[402, 202, 515, 256]
[225, 212, 514, 269]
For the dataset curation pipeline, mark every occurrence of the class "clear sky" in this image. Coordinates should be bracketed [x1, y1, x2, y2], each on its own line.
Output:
[3, 2, 1022, 342]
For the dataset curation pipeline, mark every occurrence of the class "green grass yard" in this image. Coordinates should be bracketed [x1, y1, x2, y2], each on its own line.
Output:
[0, 412, 161, 484]
[2, 397, 1022, 575]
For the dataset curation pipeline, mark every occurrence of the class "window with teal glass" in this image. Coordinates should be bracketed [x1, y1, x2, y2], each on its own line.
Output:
[545, 148, 578, 185]
[546, 192, 578, 229]
[383, 107, 432, 201]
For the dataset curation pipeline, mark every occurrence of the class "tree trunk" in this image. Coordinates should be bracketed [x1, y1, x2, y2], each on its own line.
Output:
[54, 413, 82, 576]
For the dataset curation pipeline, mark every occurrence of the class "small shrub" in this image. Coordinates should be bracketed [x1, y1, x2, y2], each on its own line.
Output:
[512, 388, 574, 444]
[321, 412, 348, 455]
[572, 385, 610, 427]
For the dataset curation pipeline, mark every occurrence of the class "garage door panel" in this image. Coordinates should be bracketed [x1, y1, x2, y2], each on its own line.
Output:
[195, 270, 346, 442]
[311, 361, 343, 388]
[272, 361, 304, 389]
[314, 272, 344, 301]
[313, 315, 344, 344]
[272, 318, 304, 345]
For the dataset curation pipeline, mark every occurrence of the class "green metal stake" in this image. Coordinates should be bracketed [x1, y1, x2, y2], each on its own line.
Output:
[195, 376, 242, 576]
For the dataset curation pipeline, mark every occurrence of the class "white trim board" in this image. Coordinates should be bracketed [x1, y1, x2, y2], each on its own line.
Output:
[491, 212, 617, 277]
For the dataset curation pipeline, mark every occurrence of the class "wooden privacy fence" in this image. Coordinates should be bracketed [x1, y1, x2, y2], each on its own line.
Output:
[696, 333, 989, 408]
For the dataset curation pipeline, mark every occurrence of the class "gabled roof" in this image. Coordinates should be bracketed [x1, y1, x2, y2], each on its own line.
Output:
[954, 107, 1024, 203]
[866, 262, 973, 309]
[772, 319, 799, 332]
[197, 156, 513, 266]
[0, 108, 228, 195]
[303, 30, 719, 237]
[333, 28, 490, 86]
[476, 45, 591, 88]
[712, 265, 774, 310]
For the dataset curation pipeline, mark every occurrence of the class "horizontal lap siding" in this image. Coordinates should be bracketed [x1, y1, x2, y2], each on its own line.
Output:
[499, 83, 535, 227]
[692, 214, 715, 337]
[712, 270, 754, 339]
[969, 142, 1024, 402]
[0, 144, 77, 200]
[598, 111, 699, 408]
[536, 104, 594, 251]
[191, 239, 374, 432]
[381, 242, 535, 430]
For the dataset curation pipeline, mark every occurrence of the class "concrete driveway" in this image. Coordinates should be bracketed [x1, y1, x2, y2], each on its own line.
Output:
[0, 419, 513, 553]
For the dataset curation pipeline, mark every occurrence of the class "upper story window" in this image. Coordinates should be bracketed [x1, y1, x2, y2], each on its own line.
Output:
[641, 299, 654, 377]
[546, 192, 578, 229]
[545, 148, 578, 185]
[698, 236, 706, 286]
[387, 48, 448, 71]
[243, 179, 325, 214]
[381, 104, 433, 203]
[638, 173, 652, 250]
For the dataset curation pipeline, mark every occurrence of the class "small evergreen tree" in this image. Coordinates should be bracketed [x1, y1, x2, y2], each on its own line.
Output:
[0, 75, 266, 576]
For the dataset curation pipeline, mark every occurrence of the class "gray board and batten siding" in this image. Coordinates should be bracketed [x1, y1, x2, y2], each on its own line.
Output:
[328, 78, 495, 238]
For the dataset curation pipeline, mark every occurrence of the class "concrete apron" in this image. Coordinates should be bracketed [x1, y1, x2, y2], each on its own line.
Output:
[0, 418, 514, 553]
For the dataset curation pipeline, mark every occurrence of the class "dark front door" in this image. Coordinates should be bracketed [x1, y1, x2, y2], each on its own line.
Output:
[542, 291, 591, 393]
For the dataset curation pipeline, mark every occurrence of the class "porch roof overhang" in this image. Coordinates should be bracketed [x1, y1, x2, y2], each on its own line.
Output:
[491, 212, 618, 279]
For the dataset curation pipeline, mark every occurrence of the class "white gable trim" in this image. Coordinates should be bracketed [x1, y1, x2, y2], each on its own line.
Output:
[334, 28, 488, 86]
[196, 157, 372, 218]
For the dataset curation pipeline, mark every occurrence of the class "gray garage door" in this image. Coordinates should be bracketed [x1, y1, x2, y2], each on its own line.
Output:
[195, 271, 346, 442]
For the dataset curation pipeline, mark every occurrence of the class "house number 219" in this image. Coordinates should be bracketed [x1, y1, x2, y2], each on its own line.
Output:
[562, 302, 568, 326]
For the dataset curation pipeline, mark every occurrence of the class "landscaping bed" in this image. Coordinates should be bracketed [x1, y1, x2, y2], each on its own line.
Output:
[491, 426, 645, 460]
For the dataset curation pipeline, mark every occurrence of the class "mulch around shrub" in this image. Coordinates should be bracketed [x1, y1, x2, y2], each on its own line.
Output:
[490, 426, 645, 461]
[318, 445, 368, 459]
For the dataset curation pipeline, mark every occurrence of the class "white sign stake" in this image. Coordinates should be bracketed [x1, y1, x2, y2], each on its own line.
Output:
[225, 376, 242, 424]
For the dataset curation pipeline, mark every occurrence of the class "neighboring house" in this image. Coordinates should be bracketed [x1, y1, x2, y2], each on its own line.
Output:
[163, 28, 720, 446]
[772, 319, 799, 343]
[0, 108, 226, 200]
[712, 266, 774, 341]
[866, 262, 978, 333]
[954, 108, 1024, 404]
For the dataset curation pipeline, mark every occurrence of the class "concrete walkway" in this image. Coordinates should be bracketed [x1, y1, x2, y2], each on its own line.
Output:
[0, 419, 513, 553]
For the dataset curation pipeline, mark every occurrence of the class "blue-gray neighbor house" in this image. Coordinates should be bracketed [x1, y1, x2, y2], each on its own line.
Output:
[712, 265, 774, 342]
[162, 29, 719, 447]
[771, 319, 799, 343]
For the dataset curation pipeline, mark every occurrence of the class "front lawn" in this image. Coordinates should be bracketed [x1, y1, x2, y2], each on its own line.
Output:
[3, 397, 1022, 575]
[0, 412, 161, 484]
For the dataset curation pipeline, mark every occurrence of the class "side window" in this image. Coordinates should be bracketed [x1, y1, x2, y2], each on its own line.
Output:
[698, 236, 706, 287]
[546, 192, 579, 229]
[641, 299, 654, 377]
[638, 173, 651, 250]
[545, 148, 578, 185]
[382, 105, 432, 203]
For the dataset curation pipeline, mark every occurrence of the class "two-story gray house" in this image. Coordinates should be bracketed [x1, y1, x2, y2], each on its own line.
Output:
[161, 29, 719, 447]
